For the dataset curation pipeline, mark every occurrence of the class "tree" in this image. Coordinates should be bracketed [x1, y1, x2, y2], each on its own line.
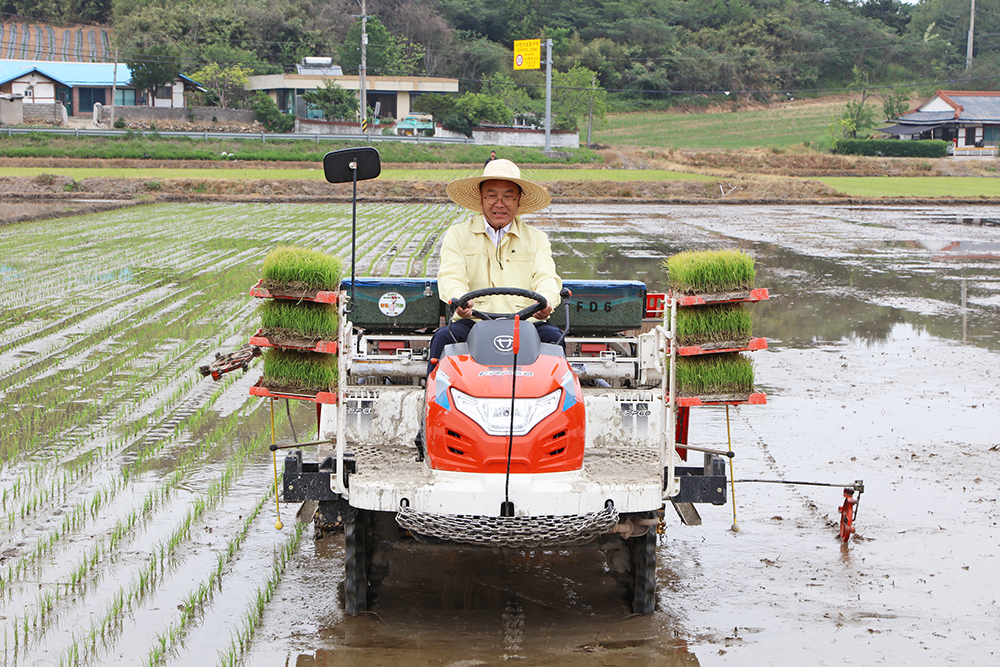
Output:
[413, 91, 508, 136]
[338, 16, 423, 76]
[302, 80, 358, 121]
[115, 4, 183, 104]
[551, 66, 607, 132]
[190, 63, 253, 109]
[480, 73, 537, 124]
[834, 67, 879, 139]
[127, 45, 183, 105]
[881, 89, 911, 121]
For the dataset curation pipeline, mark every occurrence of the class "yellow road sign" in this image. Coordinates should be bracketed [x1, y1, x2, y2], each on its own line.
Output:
[514, 39, 541, 70]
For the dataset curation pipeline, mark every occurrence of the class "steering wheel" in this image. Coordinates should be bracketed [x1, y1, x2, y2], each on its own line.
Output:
[452, 287, 548, 321]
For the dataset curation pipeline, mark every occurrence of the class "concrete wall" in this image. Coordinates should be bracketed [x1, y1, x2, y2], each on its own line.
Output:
[22, 101, 67, 125]
[295, 117, 377, 135]
[100, 106, 256, 124]
[296, 117, 580, 148]
[437, 125, 580, 149]
[0, 97, 23, 125]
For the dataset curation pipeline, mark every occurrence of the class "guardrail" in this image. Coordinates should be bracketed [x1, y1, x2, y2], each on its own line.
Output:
[950, 146, 999, 158]
[0, 126, 473, 144]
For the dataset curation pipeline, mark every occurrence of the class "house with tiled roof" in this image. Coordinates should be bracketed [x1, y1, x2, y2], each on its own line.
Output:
[0, 59, 200, 118]
[882, 90, 1000, 150]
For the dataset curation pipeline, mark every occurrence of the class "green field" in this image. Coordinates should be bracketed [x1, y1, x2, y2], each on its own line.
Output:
[595, 102, 840, 150]
[817, 176, 1000, 198]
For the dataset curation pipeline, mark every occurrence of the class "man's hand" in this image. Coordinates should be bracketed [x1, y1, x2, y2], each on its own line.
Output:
[456, 300, 475, 319]
[535, 304, 553, 320]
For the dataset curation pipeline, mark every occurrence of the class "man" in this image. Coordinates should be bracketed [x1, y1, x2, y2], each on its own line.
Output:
[428, 159, 562, 371]
[484, 150, 497, 166]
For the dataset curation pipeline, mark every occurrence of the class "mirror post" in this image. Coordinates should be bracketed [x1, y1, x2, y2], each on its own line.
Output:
[348, 159, 358, 314]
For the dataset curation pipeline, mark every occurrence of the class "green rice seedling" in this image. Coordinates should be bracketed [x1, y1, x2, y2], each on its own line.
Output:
[666, 249, 756, 294]
[260, 245, 343, 290]
[674, 353, 755, 396]
[675, 304, 753, 346]
[262, 349, 338, 391]
[257, 300, 338, 338]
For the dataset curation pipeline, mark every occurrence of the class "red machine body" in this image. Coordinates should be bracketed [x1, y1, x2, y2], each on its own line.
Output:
[424, 320, 585, 475]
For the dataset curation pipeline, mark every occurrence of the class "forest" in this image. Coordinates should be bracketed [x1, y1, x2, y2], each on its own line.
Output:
[1, 0, 997, 114]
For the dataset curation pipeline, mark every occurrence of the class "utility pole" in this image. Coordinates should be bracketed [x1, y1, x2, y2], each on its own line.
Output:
[586, 73, 595, 149]
[358, 0, 368, 131]
[544, 38, 552, 151]
[966, 0, 976, 70]
[111, 49, 117, 129]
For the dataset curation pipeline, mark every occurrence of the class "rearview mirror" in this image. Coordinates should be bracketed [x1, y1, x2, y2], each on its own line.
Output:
[323, 147, 381, 184]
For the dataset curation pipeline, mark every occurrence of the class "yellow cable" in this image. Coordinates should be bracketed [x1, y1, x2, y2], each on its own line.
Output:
[270, 398, 283, 530]
[726, 405, 739, 533]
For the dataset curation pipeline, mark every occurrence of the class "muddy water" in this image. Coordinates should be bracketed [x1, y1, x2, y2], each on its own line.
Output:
[247, 204, 1000, 667]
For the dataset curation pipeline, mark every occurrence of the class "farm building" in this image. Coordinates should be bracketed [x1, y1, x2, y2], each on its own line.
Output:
[247, 58, 459, 122]
[882, 90, 1000, 150]
[0, 59, 200, 118]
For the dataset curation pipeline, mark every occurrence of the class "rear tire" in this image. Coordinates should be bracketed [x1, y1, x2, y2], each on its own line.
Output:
[631, 526, 656, 615]
[344, 510, 368, 615]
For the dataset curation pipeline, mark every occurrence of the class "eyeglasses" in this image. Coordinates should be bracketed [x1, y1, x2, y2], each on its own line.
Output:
[481, 193, 520, 207]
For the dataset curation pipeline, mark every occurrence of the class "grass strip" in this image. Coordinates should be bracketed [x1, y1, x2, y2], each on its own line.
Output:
[675, 353, 755, 395]
[258, 300, 338, 337]
[262, 349, 338, 392]
[260, 245, 343, 291]
[666, 249, 756, 293]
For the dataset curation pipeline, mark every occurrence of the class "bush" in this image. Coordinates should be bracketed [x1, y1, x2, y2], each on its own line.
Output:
[835, 139, 949, 158]
[251, 92, 295, 133]
[113, 116, 126, 129]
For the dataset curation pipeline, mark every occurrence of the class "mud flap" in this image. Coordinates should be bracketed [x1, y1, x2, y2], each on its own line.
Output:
[670, 500, 702, 526]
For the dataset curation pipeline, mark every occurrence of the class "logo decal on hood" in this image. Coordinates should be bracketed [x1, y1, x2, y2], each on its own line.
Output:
[494, 335, 514, 352]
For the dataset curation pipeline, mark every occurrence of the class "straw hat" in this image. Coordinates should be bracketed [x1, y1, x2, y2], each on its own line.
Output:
[446, 159, 551, 215]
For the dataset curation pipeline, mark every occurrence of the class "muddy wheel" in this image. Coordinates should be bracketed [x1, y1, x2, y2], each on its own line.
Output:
[365, 512, 396, 603]
[344, 510, 368, 615]
[631, 524, 657, 615]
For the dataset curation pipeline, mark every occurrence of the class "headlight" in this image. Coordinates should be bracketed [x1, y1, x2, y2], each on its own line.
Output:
[451, 389, 562, 436]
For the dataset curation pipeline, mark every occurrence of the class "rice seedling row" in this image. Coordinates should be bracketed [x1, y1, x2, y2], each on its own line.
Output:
[7, 398, 275, 661]
[0, 372, 243, 593]
[362, 204, 435, 276]
[48, 422, 270, 666]
[213, 521, 307, 667]
[0, 202, 446, 665]
[141, 488, 270, 667]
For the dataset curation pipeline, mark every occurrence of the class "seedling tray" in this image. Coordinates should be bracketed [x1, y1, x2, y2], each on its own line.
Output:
[670, 288, 769, 307]
[669, 392, 767, 406]
[676, 337, 767, 356]
[249, 377, 337, 404]
[250, 328, 338, 354]
[249, 279, 339, 304]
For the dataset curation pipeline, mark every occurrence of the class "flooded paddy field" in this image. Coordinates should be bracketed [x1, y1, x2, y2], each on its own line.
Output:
[1, 202, 998, 666]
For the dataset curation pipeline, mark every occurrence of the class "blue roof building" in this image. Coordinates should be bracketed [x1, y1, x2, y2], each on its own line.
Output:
[0, 59, 199, 117]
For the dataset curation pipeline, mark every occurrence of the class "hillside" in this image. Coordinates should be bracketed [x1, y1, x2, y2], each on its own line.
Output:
[0, 22, 113, 62]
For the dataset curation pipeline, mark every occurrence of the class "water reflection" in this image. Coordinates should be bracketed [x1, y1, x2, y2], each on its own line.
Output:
[926, 215, 999, 227]
[544, 205, 1000, 351]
